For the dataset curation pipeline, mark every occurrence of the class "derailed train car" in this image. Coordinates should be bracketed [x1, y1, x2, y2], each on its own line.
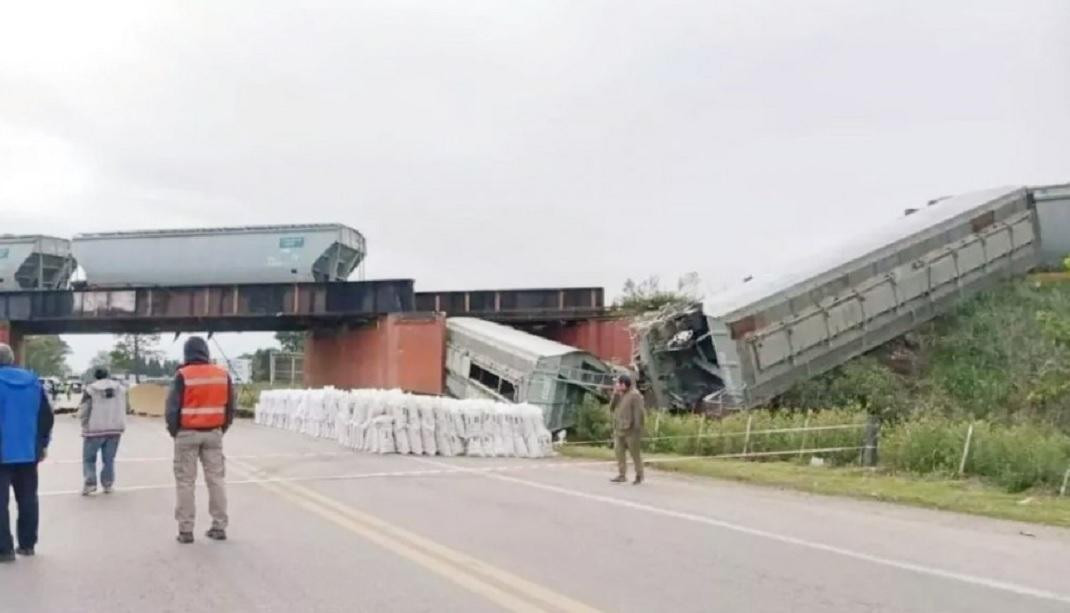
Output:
[636, 185, 1042, 411]
[445, 317, 614, 432]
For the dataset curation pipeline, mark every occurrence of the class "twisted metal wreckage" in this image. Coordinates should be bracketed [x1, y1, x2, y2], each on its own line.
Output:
[632, 183, 1070, 413]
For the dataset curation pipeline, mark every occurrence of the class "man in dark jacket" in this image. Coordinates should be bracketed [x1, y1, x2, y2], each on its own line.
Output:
[609, 374, 646, 485]
[166, 336, 236, 544]
[0, 343, 54, 562]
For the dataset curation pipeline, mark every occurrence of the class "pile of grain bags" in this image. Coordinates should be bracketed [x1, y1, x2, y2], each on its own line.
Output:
[255, 388, 553, 458]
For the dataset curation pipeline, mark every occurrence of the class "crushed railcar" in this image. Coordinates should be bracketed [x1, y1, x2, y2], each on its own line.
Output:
[445, 317, 614, 432]
[636, 185, 1042, 411]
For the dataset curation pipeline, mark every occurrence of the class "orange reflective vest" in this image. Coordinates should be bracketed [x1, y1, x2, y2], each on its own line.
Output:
[179, 363, 230, 430]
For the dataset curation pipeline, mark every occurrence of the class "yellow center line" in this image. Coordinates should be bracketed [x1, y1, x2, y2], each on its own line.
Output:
[230, 459, 600, 613]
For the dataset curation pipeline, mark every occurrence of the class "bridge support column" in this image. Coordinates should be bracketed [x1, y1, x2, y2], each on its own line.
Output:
[304, 313, 445, 394]
[0, 321, 25, 365]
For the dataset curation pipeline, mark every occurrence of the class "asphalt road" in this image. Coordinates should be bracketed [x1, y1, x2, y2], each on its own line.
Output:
[1, 416, 1068, 613]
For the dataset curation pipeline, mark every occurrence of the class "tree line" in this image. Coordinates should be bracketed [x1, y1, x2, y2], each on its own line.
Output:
[24, 330, 306, 382]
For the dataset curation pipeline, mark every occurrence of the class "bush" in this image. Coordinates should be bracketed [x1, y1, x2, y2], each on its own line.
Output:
[966, 422, 1070, 492]
[780, 280, 1070, 431]
[634, 407, 866, 463]
[573, 400, 613, 445]
[779, 357, 910, 420]
[880, 415, 966, 474]
[880, 416, 1070, 492]
[576, 399, 1070, 493]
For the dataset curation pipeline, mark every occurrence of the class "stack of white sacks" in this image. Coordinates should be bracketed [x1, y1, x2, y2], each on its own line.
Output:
[255, 388, 554, 458]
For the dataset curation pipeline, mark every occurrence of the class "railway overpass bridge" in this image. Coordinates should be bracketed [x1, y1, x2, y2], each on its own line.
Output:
[0, 282, 619, 392]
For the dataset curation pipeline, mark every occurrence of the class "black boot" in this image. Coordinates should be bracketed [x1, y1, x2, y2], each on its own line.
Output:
[176, 532, 194, 544]
[206, 528, 227, 541]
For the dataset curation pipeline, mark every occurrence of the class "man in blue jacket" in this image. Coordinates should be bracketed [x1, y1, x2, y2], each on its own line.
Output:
[0, 343, 54, 562]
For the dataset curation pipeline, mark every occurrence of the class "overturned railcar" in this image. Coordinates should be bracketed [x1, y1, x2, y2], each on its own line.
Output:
[445, 317, 613, 432]
[1032, 183, 1070, 267]
[637, 185, 1041, 411]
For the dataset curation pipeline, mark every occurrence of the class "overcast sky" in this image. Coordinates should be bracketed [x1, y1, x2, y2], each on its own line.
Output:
[2, 1, 1068, 370]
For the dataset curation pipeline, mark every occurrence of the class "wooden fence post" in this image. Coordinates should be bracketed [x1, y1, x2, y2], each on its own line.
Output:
[742, 414, 754, 456]
[798, 414, 811, 460]
[958, 423, 975, 477]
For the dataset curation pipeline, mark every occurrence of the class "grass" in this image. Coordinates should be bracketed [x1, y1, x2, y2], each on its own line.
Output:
[236, 382, 300, 416]
[560, 445, 1070, 528]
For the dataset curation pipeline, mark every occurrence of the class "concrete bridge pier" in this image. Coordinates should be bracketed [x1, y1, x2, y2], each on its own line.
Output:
[303, 313, 445, 394]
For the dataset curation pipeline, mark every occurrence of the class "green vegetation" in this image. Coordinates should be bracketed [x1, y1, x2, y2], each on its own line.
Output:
[568, 279, 1070, 520]
[235, 381, 300, 416]
[24, 335, 71, 377]
[274, 331, 305, 353]
[571, 403, 1070, 494]
[560, 446, 1070, 528]
[575, 403, 866, 464]
[104, 334, 180, 380]
[782, 279, 1070, 430]
[614, 273, 701, 314]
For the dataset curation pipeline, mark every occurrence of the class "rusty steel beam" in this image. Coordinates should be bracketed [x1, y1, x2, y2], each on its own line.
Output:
[0, 280, 415, 335]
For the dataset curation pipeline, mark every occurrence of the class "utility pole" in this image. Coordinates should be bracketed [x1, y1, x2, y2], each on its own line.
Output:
[133, 335, 141, 384]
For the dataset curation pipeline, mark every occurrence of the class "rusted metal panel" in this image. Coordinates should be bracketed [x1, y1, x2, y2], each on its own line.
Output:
[729, 315, 758, 340]
[73, 291, 136, 317]
[544, 318, 634, 367]
[971, 211, 996, 233]
[414, 287, 606, 322]
[304, 313, 445, 394]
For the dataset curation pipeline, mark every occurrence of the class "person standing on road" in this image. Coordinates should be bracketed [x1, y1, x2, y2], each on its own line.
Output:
[166, 336, 235, 545]
[609, 374, 645, 485]
[0, 343, 54, 562]
[79, 367, 127, 496]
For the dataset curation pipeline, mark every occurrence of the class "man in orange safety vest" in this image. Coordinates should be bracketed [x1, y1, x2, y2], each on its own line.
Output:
[165, 336, 236, 545]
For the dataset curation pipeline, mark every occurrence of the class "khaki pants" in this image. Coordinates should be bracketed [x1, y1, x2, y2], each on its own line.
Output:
[174, 429, 228, 533]
[614, 431, 643, 480]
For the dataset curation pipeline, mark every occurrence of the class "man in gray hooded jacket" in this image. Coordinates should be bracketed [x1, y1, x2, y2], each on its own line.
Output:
[79, 368, 127, 495]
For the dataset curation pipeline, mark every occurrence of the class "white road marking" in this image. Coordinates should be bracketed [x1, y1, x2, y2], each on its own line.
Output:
[46, 451, 354, 465]
[407, 456, 1070, 607]
[37, 459, 610, 497]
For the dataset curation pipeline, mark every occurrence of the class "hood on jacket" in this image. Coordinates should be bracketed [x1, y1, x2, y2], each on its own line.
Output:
[183, 336, 211, 365]
[0, 366, 39, 389]
[88, 377, 122, 399]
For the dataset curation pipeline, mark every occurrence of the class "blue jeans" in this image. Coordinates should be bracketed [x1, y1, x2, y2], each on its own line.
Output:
[83, 435, 121, 488]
